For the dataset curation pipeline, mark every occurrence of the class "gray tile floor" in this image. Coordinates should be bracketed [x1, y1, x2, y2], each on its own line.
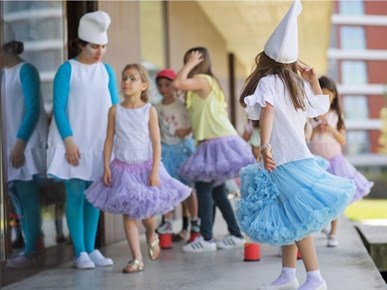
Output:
[4, 214, 387, 290]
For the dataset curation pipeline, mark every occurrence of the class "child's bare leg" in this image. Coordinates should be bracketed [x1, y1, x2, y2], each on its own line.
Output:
[268, 244, 297, 286]
[282, 244, 297, 268]
[186, 191, 198, 219]
[164, 211, 174, 220]
[123, 215, 143, 262]
[327, 219, 339, 247]
[142, 217, 160, 260]
[330, 219, 338, 236]
[296, 235, 325, 290]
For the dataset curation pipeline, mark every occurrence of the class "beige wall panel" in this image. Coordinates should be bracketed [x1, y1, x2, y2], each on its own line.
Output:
[167, 1, 230, 99]
[98, 1, 142, 245]
[234, 56, 249, 135]
[99, 1, 141, 76]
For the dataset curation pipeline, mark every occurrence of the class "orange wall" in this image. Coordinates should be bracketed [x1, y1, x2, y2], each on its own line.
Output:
[365, 1, 387, 15]
[167, 1, 230, 98]
[366, 27, 387, 50]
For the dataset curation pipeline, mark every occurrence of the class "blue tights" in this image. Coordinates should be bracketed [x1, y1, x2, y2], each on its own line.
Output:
[65, 179, 99, 258]
[12, 181, 41, 254]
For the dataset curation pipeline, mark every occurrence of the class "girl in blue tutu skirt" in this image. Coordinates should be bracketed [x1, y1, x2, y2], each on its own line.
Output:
[308, 76, 374, 248]
[237, 1, 355, 289]
[86, 64, 192, 273]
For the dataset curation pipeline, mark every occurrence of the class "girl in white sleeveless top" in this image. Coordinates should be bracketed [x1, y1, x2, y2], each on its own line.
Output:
[86, 64, 191, 273]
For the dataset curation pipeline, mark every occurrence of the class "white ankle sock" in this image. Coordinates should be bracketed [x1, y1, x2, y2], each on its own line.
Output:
[298, 269, 324, 290]
[270, 267, 296, 286]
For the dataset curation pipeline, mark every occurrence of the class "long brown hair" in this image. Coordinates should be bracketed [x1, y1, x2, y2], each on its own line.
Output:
[183, 46, 224, 92]
[121, 63, 150, 103]
[318, 76, 345, 130]
[184, 47, 214, 78]
[240, 52, 306, 111]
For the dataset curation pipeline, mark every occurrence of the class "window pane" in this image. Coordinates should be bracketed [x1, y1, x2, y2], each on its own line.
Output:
[339, 0, 364, 15]
[341, 26, 365, 50]
[346, 131, 370, 154]
[343, 96, 368, 119]
[341, 61, 367, 84]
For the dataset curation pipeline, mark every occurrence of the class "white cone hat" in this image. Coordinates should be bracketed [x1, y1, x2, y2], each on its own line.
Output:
[264, 0, 302, 64]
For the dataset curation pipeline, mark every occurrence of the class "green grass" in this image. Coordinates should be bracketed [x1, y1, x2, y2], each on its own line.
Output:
[345, 199, 387, 221]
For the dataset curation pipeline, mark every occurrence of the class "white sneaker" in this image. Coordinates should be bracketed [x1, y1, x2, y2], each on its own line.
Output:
[88, 250, 113, 267]
[257, 278, 299, 290]
[74, 252, 95, 269]
[327, 235, 339, 247]
[216, 235, 245, 250]
[182, 236, 217, 253]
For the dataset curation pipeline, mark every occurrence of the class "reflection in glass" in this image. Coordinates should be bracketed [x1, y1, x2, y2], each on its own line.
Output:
[1, 1, 67, 270]
[1, 21, 47, 268]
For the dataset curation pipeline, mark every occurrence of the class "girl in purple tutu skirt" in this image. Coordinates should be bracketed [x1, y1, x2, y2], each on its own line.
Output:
[86, 64, 192, 273]
[173, 47, 255, 253]
[308, 75, 374, 248]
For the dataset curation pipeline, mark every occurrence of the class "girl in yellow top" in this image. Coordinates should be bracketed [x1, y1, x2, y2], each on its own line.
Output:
[174, 47, 255, 252]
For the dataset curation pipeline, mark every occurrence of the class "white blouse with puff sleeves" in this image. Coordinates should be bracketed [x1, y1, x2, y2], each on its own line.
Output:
[244, 75, 330, 167]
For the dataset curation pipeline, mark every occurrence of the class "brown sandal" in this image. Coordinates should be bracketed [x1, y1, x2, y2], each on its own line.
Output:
[148, 235, 160, 261]
[122, 259, 144, 273]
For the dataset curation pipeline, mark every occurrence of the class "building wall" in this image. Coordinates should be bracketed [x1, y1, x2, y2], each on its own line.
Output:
[366, 26, 387, 49]
[98, 1, 143, 245]
[99, 1, 141, 77]
[167, 1, 230, 99]
[234, 56, 249, 135]
[365, 1, 387, 15]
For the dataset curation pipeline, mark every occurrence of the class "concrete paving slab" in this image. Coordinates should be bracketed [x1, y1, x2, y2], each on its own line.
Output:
[4, 213, 386, 290]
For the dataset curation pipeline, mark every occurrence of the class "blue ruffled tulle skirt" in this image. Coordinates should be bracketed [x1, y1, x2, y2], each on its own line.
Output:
[85, 159, 192, 219]
[161, 138, 195, 185]
[236, 158, 356, 246]
[314, 154, 329, 170]
[327, 153, 373, 203]
[179, 135, 255, 185]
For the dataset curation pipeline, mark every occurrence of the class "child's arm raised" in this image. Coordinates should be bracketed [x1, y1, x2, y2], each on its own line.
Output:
[297, 60, 322, 95]
[173, 51, 210, 98]
[149, 107, 161, 187]
[103, 105, 116, 186]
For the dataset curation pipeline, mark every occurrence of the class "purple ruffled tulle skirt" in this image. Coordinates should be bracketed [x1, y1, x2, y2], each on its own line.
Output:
[85, 159, 192, 219]
[327, 153, 374, 203]
[179, 135, 255, 185]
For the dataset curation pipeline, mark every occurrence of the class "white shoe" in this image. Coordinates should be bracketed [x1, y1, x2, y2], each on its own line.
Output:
[216, 235, 245, 250]
[74, 252, 95, 269]
[327, 235, 339, 247]
[88, 250, 113, 267]
[257, 278, 299, 290]
[182, 236, 217, 253]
